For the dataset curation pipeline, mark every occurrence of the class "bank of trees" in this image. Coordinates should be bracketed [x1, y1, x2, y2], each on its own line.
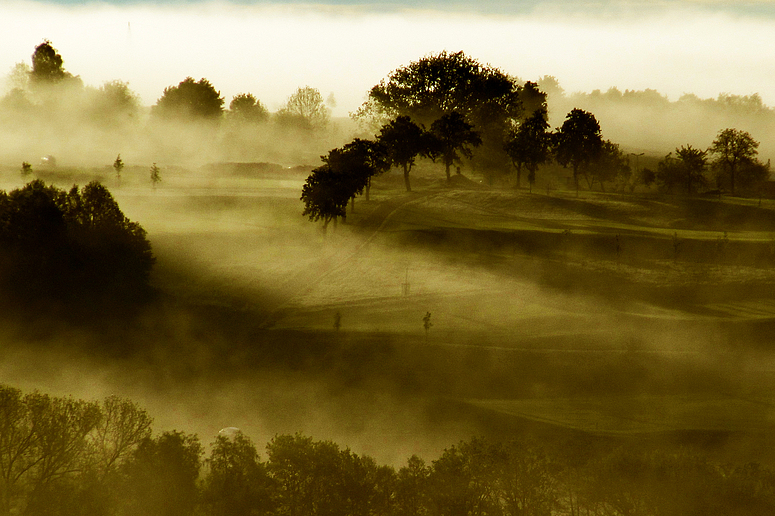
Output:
[654, 128, 770, 196]
[2, 383, 774, 516]
[0, 180, 155, 307]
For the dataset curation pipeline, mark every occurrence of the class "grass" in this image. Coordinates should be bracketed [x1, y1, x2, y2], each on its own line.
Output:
[5, 165, 775, 463]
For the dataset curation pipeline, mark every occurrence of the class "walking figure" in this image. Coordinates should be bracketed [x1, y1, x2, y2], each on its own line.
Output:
[422, 312, 432, 342]
[333, 311, 341, 331]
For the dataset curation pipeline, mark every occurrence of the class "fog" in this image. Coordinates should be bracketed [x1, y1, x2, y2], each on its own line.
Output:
[3, 3, 775, 512]
[4, 0, 775, 116]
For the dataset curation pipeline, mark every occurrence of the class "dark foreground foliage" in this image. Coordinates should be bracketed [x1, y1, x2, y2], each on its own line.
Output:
[1, 383, 774, 516]
[0, 180, 154, 311]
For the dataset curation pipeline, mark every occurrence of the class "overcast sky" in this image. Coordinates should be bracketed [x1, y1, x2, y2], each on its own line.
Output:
[3, 0, 775, 116]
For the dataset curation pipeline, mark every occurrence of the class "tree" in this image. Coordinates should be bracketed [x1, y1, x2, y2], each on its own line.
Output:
[335, 138, 389, 203]
[91, 396, 152, 480]
[427, 437, 500, 516]
[426, 111, 482, 180]
[30, 40, 70, 85]
[150, 163, 162, 189]
[708, 128, 761, 195]
[553, 109, 604, 196]
[300, 165, 351, 232]
[377, 116, 428, 192]
[0, 180, 155, 307]
[582, 139, 629, 192]
[229, 93, 269, 123]
[153, 77, 224, 121]
[504, 107, 552, 191]
[395, 455, 430, 516]
[113, 154, 124, 185]
[120, 431, 202, 516]
[358, 51, 524, 176]
[657, 145, 708, 195]
[20, 162, 32, 178]
[202, 431, 273, 516]
[88, 80, 141, 127]
[276, 86, 330, 130]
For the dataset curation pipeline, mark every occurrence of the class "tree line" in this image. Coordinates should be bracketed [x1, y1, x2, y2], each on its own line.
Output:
[301, 51, 771, 230]
[2, 41, 332, 132]
[1, 383, 774, 516]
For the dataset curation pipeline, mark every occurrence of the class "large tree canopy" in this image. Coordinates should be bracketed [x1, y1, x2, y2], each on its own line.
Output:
[553, 108, 604, 195]
[153, 77, 224, 121]
[708, 128, 761, 194]
[361, 51, 523, 126]
[358, 51, 525, 176]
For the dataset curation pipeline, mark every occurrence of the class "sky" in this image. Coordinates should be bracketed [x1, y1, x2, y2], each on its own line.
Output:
[3, 1, 775, 117]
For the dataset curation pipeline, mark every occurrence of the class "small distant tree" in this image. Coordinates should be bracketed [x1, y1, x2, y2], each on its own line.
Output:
[553, 109, 604, 196]
[708, 128, 760, 195]
[504, 107, 552, 191]
[657, 145, 708, 195]
[426, 111, 482, 181]
[20, 162, 32, 178]
[422, 312, 432, 341]
[276, 86, 330, 130]
[153, 77, 224, 121]
[228, 93, 269, 124]
[113, 154, 124, 185]
[150, 163, 161, 189]
[583, 140, 629, 192]
[377, 116, 428, 192]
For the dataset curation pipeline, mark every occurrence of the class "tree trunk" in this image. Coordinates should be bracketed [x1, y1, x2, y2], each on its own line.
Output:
[445, 161, 451, 181]
[365, 178, 371, 201]
[573, 165, 580, 197]
[403, 164, 411, 192]
[516, 164, 522, 189]
[350, 196, 355, 213]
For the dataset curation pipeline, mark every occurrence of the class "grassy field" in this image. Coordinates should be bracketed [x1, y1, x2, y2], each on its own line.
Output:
[3, 164, 775, 465]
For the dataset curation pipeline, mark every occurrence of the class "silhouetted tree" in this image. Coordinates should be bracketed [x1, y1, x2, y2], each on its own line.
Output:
[0, 180, 154, 307]
[113, 154, 124, 185]
[20, 162, 32, 178]
[30, 40, 70, 85]
[153, 77, 224, 121]
[120, 431, 202, 516]
[426, 111, 482, 181]
[202, 431, 273, 516]
[657, 145, 708, 195]
[504, 107, 552, 191]
[229, 93, 269, 124]
[150, 163, 162, 189]
[395, 455, 430, 516]
[582, 139, 629, 192]
[708, 128, 761, 195]
[377, 116, 428, 192]
[333, 138, 390, 204]
[276, 86, 330, 130]
[553, 109, 604, 196]
[427, 438, 500, 516]
[358, 51, 524, 176]
[300, 164, 351, 232]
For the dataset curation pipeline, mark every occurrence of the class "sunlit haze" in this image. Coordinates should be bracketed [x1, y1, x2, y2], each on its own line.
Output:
[4, 0, 775, 117]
